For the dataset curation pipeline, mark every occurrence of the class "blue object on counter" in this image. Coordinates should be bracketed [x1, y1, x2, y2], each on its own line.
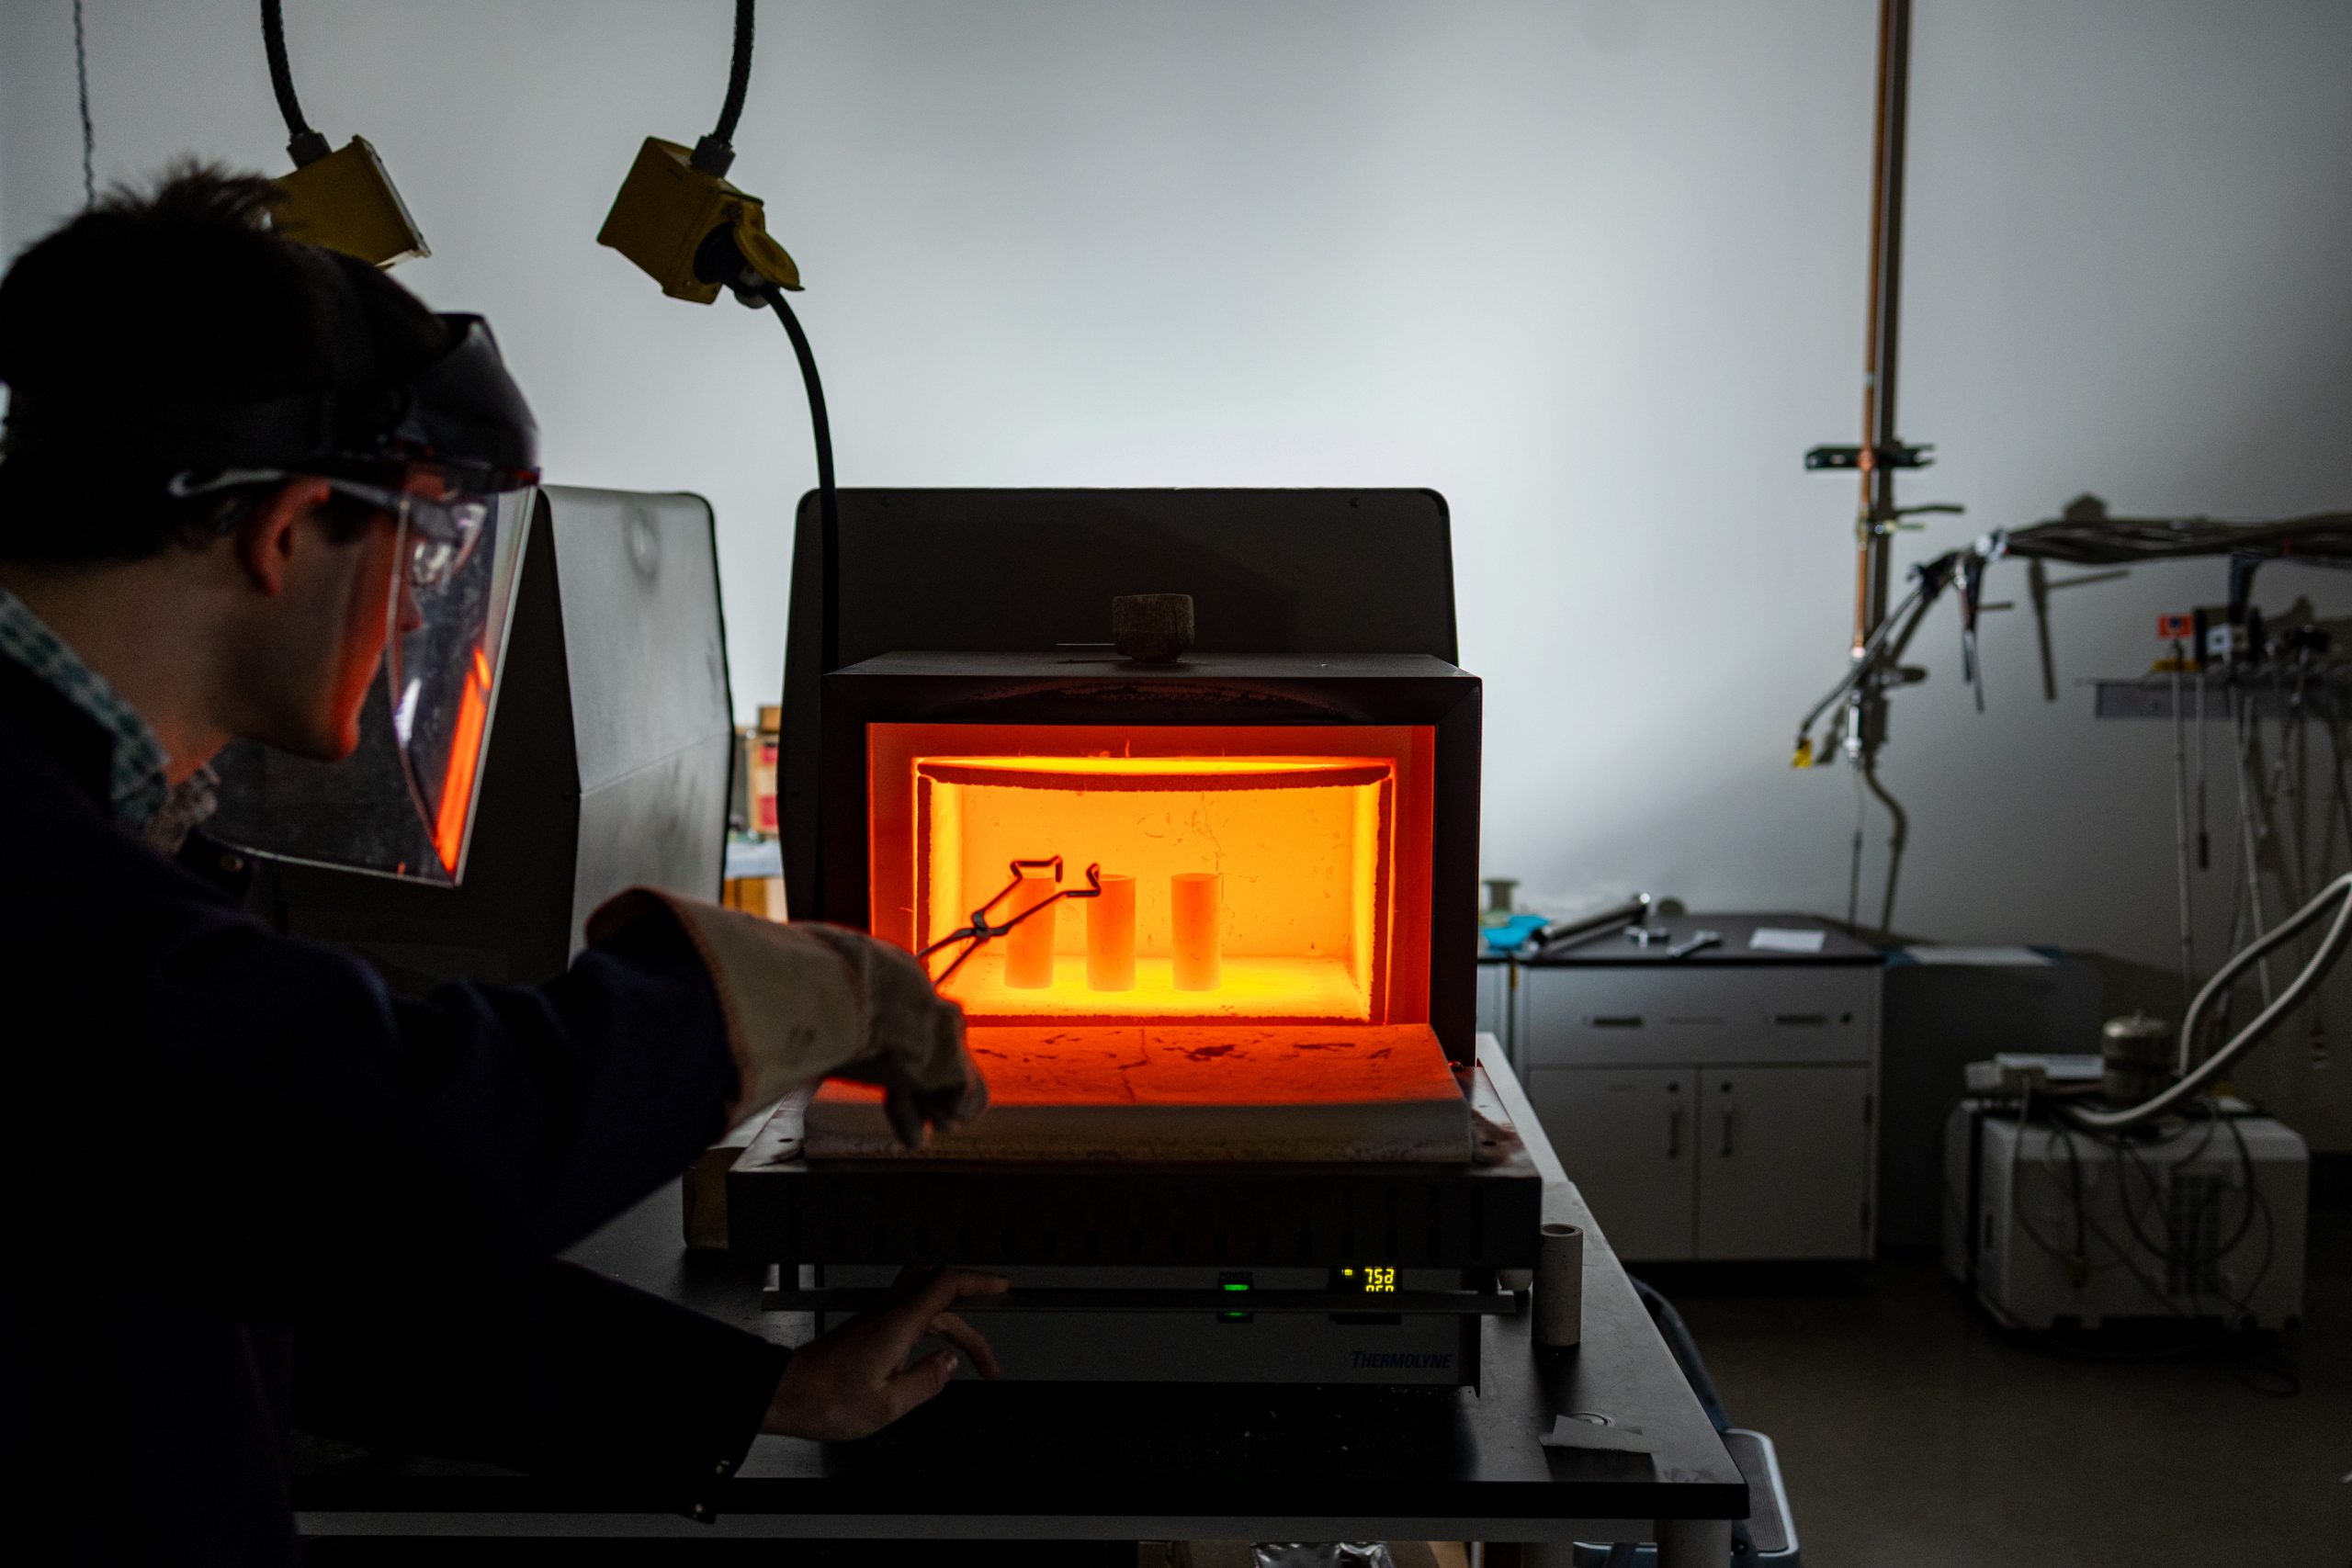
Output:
[1482, 913, 1550, 953]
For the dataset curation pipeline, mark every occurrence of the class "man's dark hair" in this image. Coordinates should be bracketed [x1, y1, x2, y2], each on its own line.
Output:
[0, 164, 449, 562]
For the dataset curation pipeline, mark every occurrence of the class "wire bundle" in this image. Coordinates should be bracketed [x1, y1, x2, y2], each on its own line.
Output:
[2005, 511, 2352, 569]
[2002, 1095, 2291, 1391]
[1793, 508, 2352, 765]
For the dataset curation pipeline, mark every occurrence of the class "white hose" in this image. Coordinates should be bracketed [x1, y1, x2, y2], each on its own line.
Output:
[2065, 870, 2352, 1132]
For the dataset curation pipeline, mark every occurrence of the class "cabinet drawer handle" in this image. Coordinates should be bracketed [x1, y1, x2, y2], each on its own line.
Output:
[1719, 1105, 1736, 1157]
[1770, 1012, 1830, 1027]
[1589, 1015, 1645, 1029]
[1667, 1106, 1683, 1159]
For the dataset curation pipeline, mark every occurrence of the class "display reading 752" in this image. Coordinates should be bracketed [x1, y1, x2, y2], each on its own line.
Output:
[1337, 1266, 1398, 1293]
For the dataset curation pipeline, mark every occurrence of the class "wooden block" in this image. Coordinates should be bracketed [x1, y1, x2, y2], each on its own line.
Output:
[1111, 592, 1195, 662]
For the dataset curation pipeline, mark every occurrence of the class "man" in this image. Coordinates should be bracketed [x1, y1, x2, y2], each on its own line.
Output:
[0, 166, 1001, 1563]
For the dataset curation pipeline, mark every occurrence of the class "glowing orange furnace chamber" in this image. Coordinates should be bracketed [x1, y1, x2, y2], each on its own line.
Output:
[865, 724, 1436, 1029]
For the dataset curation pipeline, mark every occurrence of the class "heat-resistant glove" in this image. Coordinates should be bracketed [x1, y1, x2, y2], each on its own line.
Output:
[586, 889, 985, 1145]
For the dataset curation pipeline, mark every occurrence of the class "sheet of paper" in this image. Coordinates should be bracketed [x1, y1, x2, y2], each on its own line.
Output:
[1748, 928, 1826, 954]
[1902, 945, 2052, 966]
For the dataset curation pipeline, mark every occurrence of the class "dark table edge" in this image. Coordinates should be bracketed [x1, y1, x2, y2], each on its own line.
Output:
[291, 1040, 1749, 1536]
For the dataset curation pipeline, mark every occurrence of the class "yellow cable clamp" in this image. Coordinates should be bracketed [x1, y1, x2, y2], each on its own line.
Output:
[272, 137, 429, 268]
[597, 137, 801, 303]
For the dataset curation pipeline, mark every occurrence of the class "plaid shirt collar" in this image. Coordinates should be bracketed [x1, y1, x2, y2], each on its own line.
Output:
[0, 582, 214, 846]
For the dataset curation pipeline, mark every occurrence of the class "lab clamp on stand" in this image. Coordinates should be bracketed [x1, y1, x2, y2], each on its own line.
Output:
[1788, 0, 1962, 933]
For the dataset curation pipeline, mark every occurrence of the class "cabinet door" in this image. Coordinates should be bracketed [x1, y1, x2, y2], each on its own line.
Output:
[1527, 1066, 1697, 1261]
[1694, 1066, 1873, 1260]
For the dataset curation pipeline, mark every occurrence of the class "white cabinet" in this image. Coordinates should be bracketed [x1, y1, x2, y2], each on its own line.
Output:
[1512, 923, 1882, 1262]
[1528, 1066, 1696, 1260]
[1694, 1066, 1874, 1259]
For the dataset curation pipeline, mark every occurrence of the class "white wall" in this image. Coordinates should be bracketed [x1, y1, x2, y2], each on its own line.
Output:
[7, 1, 2352, 1140]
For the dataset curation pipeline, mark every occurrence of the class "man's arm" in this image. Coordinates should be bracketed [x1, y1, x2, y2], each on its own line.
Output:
[6, 856, 733, 1312]
[294, 1264, 1012, 1503]
[294, 1262, 786, 1499]
[2, 755, 977, 1319]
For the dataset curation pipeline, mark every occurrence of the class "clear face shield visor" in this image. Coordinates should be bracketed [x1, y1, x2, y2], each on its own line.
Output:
[204, 470, 537, 886]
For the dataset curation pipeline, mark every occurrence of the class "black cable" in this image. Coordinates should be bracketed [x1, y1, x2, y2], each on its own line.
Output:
[2056, 1117, 2087, 1265]
[760, 281, 836, 540]
[72, 0, 95, 208]
[260, 0, 330, 164]
[2102, 1111, 2237, 1271]
[713, 0, 755, 146]
[759, 282, 840, 700]
[2214, 1112, 2273, 1324]
[2007, 1102, 2109, 1280]
[693, 0, 756, 176]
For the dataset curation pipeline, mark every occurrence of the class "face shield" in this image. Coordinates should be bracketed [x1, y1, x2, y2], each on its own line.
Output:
[192, 306, 543, 886]
[203, 472, 536, 885]
[382, 471, 530, 881]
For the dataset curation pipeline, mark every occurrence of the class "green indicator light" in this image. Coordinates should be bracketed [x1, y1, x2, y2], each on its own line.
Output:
[1221, 1281, 1251, 1292]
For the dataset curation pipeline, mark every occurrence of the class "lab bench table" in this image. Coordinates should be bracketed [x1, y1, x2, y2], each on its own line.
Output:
[293, 1042, 1747, 1563]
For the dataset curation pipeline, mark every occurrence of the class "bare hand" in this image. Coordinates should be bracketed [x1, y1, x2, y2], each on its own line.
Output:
[762, 1268, 1010, 1441]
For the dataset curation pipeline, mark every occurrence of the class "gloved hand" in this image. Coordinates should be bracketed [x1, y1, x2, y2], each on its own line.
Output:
[586, 888, 985, 1144]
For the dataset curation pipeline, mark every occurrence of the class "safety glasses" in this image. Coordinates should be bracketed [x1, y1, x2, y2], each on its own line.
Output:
[165, 466, 492, 591]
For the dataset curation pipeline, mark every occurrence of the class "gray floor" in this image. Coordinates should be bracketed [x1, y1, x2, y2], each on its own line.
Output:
[1645, 1208, 2351, 1567]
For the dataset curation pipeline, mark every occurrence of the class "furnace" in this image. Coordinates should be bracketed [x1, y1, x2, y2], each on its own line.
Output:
[726, 643, 1541, 1386]
[806, 718, 1467, 1164]
[724, 491, 1543, 1387]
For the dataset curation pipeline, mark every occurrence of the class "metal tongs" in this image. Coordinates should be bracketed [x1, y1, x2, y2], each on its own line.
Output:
[917, 855, 1103, 987]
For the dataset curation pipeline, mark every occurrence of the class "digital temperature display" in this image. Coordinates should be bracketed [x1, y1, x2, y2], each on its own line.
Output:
[1339, 1266, 1398, 1293]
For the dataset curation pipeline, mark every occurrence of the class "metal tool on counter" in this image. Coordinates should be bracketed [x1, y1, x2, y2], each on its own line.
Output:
[1530, 893, 1654, 956]
[1666, 931, 1721, 961]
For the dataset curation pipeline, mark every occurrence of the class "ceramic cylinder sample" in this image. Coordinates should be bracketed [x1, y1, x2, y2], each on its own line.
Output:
[1170, 872, 1222, 990]
[1087, 873, 1136, 990]
[1533, 1221, 1584, 1348]
[1002, 871, 1060, 988]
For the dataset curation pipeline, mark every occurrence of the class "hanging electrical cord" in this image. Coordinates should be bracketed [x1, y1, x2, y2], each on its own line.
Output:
[72, 0, 96, 207]
[597, 0, 842, 783]
[757, 280, 838, 585]
[2063, 870, 2352, 1132]
[258, 0, 330, 166]
[255, 0, 424, 263]
[693, 0, 756, 176]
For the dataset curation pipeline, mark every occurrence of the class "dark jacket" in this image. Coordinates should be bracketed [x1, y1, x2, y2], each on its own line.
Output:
[0, 657, 788, 1564]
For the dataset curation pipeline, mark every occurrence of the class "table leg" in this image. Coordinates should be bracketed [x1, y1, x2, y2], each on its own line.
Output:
[1653, 1517, 1731, 1568]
